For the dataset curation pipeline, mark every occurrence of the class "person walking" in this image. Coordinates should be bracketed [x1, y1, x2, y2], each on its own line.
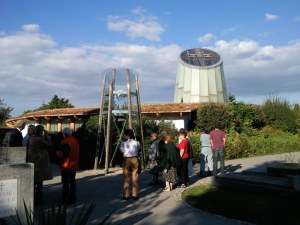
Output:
[210, 123, 226, 176]
[199, 128, 213, 177]
[161, 134, 180, 191]
[27, 125, 53, 206]
[120, 129, 141, 200]
[58, 127, 80, 204]
[176, 129, 190, 188]
[148, 132, 160, 185]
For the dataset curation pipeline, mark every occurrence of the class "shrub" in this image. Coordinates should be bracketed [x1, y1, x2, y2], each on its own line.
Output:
[195, 103, 229, 131]
[262, 95, 298, 133]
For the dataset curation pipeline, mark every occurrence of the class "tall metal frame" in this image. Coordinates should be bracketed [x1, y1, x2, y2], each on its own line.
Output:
[93, 68, 145, 174]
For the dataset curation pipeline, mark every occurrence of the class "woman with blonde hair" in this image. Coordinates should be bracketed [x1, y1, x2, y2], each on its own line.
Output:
[161, 134, 180, 191]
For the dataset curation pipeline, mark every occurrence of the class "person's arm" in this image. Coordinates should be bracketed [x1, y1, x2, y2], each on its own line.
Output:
[210, 139, 214, 150]
[179, 148, 184, 157]
[120, 141, 125, 153]
[177, 140, 186, 157]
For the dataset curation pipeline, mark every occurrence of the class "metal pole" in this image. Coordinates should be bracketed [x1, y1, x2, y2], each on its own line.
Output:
[135, 74, 146, 169]
[126, 69, 133, 129]
[104, 69, 115, 174]
[94, 75, 107, 170]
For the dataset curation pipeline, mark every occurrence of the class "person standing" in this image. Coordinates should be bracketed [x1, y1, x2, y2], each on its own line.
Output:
[120, 129, 140, 200]
[210, 123, 226, 176]
[9, 120, 26, 147]
[58, 127, 80, 204]
[22, 124, 35, 147]
[176, 129, 190, 188]
[148, 132, 160, 185]
[27, 125, 53, 206]
[161, 134, 180, 191]
[199, 128, 213, 177]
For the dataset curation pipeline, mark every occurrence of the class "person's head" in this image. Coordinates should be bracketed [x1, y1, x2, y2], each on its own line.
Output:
[27, 125, 35, 136]
[62, 127, 73, 137]
[215, 123, 221, 129]
[164, 134, 173, 143]
[124, 129, 135, 139]
[150, 132, 157, 141]
[178, 128, 187, 140]
[35, 125, 45, 137]
[14, 120, 26, 131]
[203, 128, 209, 134]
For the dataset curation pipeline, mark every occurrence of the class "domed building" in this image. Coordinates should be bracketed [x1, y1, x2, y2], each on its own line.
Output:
[174, 48, 227, 103]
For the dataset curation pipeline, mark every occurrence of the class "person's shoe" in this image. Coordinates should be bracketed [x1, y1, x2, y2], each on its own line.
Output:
[199, 171, 204, 177]
[207, 171, 211, 177]
[132, 196, 139, 200]
[179, 184, 186, 188]
[121, 196, 129, 200]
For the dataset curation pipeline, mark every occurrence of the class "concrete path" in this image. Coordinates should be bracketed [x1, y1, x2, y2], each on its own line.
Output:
[43, 152, 300, 225]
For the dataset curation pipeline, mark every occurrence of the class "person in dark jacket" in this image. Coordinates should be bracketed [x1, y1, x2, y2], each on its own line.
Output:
[161, 134, 180, 191]
[9, 120, 25, 147]
[27, 125, 53, 206]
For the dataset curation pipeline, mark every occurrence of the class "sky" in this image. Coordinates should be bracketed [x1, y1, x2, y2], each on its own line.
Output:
[1, 0, 300, 116]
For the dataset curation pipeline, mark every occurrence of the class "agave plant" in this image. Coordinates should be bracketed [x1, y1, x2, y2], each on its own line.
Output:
[11, 201, 113, 225]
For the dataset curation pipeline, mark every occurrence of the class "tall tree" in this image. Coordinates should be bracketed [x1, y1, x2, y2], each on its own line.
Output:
[38, 95, 74, 110]
[0, 99, 13, 124]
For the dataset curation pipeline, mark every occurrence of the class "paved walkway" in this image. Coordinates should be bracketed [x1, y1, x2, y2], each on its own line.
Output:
[43, 152, 300, 225]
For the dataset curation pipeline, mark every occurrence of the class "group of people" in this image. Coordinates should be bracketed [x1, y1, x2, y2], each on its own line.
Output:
[200, 123, 226, 177]
[119, 128, 193, 200]
[119, 124, 226, 200]
[7, 120, 80, 206]
[6, 119, 225, 204]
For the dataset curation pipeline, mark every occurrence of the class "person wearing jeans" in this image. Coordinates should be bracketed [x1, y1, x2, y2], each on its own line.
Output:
[210, 124, 226, 176]
[199, 128, 213, 177]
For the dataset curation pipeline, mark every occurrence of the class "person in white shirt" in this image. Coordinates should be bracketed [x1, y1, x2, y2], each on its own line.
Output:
[120, 129, 141, 200]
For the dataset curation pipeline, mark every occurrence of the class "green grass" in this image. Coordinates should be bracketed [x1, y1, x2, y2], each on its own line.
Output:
[182, 184, 300, 225]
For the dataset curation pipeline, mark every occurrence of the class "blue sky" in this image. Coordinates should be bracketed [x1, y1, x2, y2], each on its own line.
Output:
[1, 0, 300, 116]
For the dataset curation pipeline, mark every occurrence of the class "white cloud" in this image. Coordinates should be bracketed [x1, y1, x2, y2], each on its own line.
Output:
[22, 24, 40, 32]
[221, 27, 237, 36]
[1, 25, 300, 116]
[265, 13, 279, 21]
[107, 8, 164, 42]
[197, 33, 214, 44]
[210, 39, 300, 101]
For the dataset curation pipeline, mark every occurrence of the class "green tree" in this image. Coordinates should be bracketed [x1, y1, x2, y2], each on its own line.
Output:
[38, 95, 74, 110]
[293, 103, 300, 131]
[24, 95, 75, 114]
[195, 102, 230, 131]
[226, 94, 265, 133]
[262, 95, 298, 133]
[0, 99, 13, 124]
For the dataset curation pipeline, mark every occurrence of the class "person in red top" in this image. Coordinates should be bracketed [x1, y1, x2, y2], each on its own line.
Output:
[210, 123, 226, 176]
[57, 127, 80, 204]
[176, 129, 190, 188]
